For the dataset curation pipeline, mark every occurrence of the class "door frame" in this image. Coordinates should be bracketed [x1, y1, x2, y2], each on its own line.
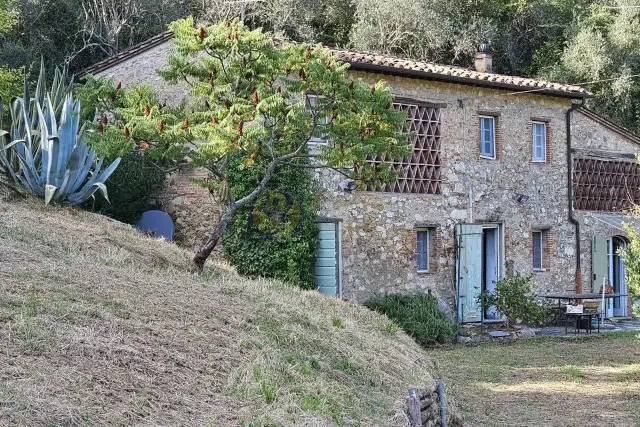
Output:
[607, 236, 628, 317]
[456, 222, 505, 323]
[481, 223, 505, 323]
[316, 218, 343, 298]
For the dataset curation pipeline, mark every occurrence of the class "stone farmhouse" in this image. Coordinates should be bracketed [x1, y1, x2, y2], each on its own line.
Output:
[83, 32, 640, 323]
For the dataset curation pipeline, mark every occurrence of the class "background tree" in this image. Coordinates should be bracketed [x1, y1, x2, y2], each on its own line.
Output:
[541, 1, 640, 133]
[98, 17, 410, 269]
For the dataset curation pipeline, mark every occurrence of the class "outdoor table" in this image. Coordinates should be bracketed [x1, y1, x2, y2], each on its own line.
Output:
[565, 312, 600, 334]
[540, 292, 623, 331]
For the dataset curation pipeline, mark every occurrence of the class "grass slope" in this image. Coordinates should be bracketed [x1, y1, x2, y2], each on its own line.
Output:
[0, 199, 436, 426]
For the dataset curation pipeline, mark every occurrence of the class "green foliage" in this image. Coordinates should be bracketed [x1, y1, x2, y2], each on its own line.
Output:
[364, 293, 459, 346]
[619, 210, 640, 318]
[221, 156, 320, 289]
[479, 275, 551, 327]
[0, 0, 17, 35]
[0, 65, 21, 116]
[0, 62, 120, 204]
[85, 152, 165, 224]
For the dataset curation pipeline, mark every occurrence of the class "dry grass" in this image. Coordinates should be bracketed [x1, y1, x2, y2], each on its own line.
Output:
[0, 199, 437, 426]
[429, 333, 640, 427]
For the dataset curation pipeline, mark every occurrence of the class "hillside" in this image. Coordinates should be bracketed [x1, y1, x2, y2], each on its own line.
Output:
[0, 199, 438, 426]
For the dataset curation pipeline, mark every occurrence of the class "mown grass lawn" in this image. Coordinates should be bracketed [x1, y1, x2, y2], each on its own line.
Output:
[429, 332, 640, 427]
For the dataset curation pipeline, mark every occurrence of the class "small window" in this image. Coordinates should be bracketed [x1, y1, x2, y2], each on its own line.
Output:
[307, 95, 329, 144]
[416, 228, 430, 272]
[479, 116, 496, 159]
[532, 229, 546, 270]
[532, 122, 546, 162]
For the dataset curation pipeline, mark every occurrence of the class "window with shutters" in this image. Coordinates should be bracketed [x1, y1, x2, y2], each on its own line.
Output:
[363, 101, 442, 194]
[479, 116, 496, 159]
[532, 122, 547, 162]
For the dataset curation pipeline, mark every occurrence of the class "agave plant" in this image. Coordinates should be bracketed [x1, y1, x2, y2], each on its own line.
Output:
[0, 93, 121, 205]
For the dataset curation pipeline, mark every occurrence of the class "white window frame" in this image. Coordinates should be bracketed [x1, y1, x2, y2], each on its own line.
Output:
[479, 115, 496, 159]
[416, 228, 431, 272]
[532, 121, 547, 162]
[532, 229, 545, 271]
[307, 94, 329, 145]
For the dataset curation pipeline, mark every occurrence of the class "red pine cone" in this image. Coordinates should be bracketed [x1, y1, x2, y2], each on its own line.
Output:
[325, 60, 332, 69]
[116, 82, 121, 91]
[252, 88, 259, 105]
[144, 104, 150, 116]
[124, 127, 130, 138]
[299, 68, 306, 80]
[237, 121, 244, 136]
[183, 119, 189, 130]
[305, 47, 311, 60]
[199, 26, 205, 40]
[158, 121, 164, 132]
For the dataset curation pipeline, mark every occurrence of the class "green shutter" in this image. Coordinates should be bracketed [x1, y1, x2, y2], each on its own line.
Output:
[456, 224, 483, 323]
[315, 222, 338, 297]
[592, 235, 608, 292]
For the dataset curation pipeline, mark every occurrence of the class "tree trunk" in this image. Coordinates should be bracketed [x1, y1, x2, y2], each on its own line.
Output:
[193, 207, 235, 270]
[192, 158, 280, 270]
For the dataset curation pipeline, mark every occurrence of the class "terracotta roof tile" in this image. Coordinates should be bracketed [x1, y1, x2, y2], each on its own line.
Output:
[81, 31, 589, 98]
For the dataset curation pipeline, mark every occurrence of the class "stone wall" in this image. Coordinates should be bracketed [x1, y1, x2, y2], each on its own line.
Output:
[573, 110, 640, 153]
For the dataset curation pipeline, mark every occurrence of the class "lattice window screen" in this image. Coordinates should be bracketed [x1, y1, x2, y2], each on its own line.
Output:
[364, 102, 442, 194]
[573, 157, 640, 211]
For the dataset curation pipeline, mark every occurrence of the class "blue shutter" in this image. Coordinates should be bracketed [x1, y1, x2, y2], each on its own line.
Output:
[315, 222, 338, 296]
[456, 224, 484, 323]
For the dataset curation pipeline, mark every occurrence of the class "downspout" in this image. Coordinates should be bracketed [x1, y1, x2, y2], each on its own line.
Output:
[566, 98, 586, 293]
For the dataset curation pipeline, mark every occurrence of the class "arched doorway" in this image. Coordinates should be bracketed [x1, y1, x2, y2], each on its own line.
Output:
[608, 236, 628, 317]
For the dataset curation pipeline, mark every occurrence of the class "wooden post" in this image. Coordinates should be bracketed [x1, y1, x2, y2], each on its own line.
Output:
[408, 388, 422, 427]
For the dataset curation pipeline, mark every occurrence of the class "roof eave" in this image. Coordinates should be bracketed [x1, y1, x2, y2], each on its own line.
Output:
[346, 61, 591, 99]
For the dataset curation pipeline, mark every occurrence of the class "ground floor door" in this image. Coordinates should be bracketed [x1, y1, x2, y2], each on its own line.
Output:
[314, 221, 341, 297]
[592, 235, 628, 317]
[456, 223, 504, 323]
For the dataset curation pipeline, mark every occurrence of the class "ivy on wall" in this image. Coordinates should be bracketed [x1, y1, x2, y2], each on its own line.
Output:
[221, 157, 321, 290]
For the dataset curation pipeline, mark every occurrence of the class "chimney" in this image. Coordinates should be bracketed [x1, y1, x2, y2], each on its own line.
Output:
[474, 43, 492, 73]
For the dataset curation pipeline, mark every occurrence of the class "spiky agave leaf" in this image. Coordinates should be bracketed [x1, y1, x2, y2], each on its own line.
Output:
[0, 85, 121, 206]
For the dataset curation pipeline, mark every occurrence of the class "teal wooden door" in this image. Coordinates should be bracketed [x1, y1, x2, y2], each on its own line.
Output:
[592, 235, 608, 292]
[456, 224, 483, 323]
[315, 222, 339, 297]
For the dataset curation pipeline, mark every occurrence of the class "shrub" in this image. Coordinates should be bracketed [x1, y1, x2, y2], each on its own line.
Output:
[620, 221, 640, 318]
[221, 158, 321, 290]
[364, 293, 459, 346]
[478, 274, 551, 326]
[84, 151, 165, 224]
